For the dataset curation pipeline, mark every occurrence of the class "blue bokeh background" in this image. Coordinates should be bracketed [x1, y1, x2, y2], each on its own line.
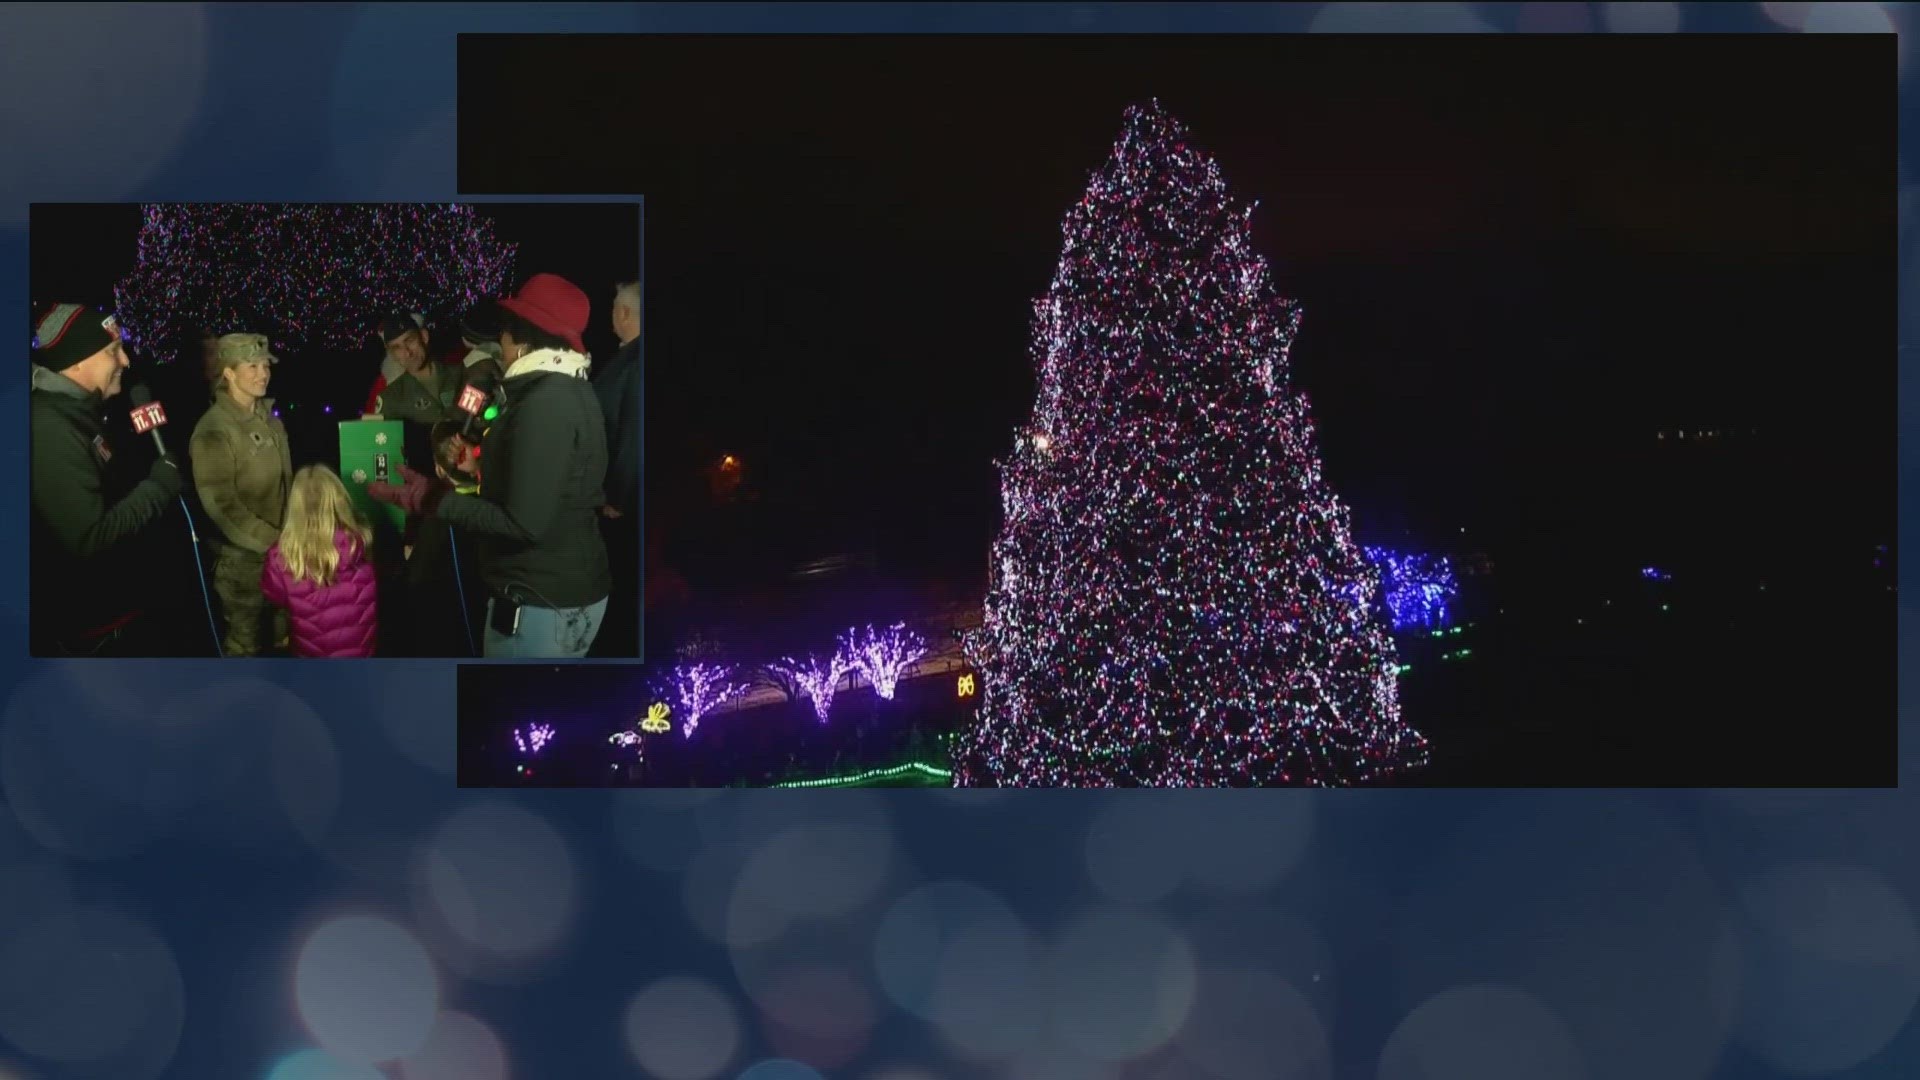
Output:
[1, 3, 1915, 1079]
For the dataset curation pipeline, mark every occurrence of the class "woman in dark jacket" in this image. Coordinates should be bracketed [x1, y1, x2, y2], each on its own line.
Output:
[432, 273, 611, 657]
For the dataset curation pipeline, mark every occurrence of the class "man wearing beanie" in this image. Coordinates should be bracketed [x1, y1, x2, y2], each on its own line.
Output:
[369, 311, 467, 429]
[361, 311, 425, 417]
[433, 273, 613, 658]
[29, 302, 184, 655]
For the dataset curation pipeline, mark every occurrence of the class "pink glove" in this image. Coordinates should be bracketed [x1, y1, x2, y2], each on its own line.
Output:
[366, 466, 433, 513]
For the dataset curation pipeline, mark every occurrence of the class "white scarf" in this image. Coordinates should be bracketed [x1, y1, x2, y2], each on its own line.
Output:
[503, 346, 591, 381]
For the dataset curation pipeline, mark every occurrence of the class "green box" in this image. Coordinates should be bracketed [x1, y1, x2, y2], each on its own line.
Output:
[337, 419, 407, 530]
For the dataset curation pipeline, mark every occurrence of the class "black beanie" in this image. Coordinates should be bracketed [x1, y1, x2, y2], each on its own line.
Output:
[32, 303, 118, 371]
[377, 312, 423, 346]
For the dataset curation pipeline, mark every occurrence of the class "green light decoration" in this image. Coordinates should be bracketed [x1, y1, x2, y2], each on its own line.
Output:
[483, 406, 499, 421]
[772, 762, 954, 789]
[1395, 664, 1413, 675]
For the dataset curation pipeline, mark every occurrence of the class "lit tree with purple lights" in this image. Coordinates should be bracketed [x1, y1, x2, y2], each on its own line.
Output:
[514, 723, 555, 756]
[113, 203, 516, 355]
[845, 623, 927, 701]
[672, 662, 748, 737]
[1362, 547, 1459, 631]
[771, 652, 855, 722]
[955, 101, 1429, 787]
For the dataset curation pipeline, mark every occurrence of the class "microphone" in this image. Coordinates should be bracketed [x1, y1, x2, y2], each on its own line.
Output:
[456, 376, 499, 440]
[128, 384, 171, 455]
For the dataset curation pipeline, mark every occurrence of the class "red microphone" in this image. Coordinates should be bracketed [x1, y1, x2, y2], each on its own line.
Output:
[128, 384, 170, 454]
[457, 383, 488, 416]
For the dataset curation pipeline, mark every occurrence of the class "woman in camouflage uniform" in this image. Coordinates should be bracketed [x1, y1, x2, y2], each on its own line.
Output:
[190, 332, 292, 656]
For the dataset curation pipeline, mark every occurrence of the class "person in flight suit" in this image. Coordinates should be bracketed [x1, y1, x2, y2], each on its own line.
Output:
[190, 332, 292, 656]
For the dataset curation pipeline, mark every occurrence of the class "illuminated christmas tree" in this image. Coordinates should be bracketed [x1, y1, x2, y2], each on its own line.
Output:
[113, 203, 516, 356]
[954, 101, 1430, 787]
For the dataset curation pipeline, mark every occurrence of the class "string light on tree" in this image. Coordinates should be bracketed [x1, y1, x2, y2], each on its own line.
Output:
[954, 100, 1430, 787]
[770, 652, 854, 723]
[670, 662, 748, 738]
[1361, 547, 1459, 631]
[513, 723, 555, 756]
[845, 623, 928, 701]
[113, 203, 516, 356]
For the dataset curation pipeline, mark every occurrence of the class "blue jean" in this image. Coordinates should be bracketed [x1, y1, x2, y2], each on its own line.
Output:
[483, 596, 607, 658]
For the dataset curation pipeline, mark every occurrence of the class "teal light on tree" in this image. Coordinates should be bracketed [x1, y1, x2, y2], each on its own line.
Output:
[955, 101, 1430, 787]
[113, 203, 517, 357]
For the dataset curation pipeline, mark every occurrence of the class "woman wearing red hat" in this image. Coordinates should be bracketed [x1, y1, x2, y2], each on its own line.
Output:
[432, 273, 613, 657]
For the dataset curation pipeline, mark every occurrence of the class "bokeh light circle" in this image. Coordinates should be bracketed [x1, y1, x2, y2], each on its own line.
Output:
[264, 1049, 387, 1080]
[1308, 2, 1496, 33]
[397, 1011, 508, 1080]
[726, 819, 894, 949]
[624, 977, 743, 1080]
[927, 923, 1046, 1062]
[735, 1061, 822, 1080]
[0, 4, 210, 223]
[1393, 798, 1737, 1080]
[0, 904, 185, 1079]
[1378, 984, 1585, 1080]
[1083, 795, 1190, 902]
[417, 803, 577, 970]
[1600, 2, 1680, 33]
[874, 882, 1025, 1019]
[1731, 864, 1920, 1074]
[1047, 909, 1197, 1062]
[1175, 966, 1331, 1080]
[293, 916, 439, 1064]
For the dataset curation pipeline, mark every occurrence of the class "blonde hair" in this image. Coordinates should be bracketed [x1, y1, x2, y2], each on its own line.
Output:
[279, 465, 370, 587]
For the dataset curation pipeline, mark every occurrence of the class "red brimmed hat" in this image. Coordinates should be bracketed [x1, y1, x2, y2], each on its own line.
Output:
[497, 273, 589, 354]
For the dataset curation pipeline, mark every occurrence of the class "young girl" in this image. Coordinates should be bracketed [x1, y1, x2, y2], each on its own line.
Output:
[261, 465, 379, 658]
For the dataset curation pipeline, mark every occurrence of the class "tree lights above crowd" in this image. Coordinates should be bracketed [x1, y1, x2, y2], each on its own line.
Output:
[113, 203, 516, 355]
[953, 101, 1430, 787]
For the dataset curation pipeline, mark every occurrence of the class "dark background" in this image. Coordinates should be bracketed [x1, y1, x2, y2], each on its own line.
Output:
[1, 7, 1917, 1080]
[464, 34, 1888, 593]
[462, 33, 1894, 785]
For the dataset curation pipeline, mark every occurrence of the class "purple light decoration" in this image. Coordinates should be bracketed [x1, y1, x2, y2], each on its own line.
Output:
[844, 622, 928, 701]
[1362, 547, 1459, 631]
[673, 662, 748, 737]
[513, 723, 554, 756]
[112, 203, 517, 355]
[771, 653, 854, 722]
[1641, 566, 1672, 582]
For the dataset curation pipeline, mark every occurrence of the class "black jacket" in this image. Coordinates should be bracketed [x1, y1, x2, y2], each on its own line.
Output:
[435, 357, 611, 607]
[29, 366, 178, 645]
[593, 337, 642, 518]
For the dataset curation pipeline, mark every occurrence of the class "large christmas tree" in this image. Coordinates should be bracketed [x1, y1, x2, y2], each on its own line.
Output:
[113, 203, 516, 356]
[954, 101, 1430, 787]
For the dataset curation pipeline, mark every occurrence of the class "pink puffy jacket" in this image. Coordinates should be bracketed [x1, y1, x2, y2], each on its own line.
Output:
[261, 529, 378, 658]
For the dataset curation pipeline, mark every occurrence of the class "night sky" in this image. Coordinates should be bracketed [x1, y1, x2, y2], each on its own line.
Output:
[462, 33, 1890, 606]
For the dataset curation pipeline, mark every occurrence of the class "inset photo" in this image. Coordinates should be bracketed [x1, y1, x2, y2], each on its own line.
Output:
[29, 202, 641, 658]
[469, 35, 1891, 785]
